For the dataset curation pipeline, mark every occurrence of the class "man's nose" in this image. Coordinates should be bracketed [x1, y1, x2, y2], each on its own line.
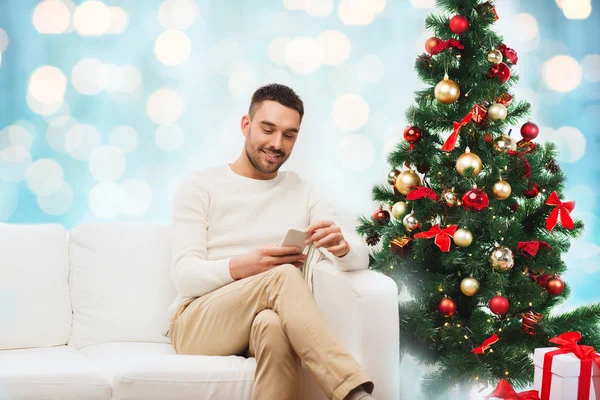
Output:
[269, 134, 284, 150]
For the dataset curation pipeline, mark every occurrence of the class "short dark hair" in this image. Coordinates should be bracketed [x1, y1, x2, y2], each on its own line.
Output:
[248, 83, 304, 123]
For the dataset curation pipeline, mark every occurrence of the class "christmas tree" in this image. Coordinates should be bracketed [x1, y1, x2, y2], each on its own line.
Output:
[356, 0, 600, 398]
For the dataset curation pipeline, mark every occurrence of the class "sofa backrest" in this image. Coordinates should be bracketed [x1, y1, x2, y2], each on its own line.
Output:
[0, 223, 72, 350]
[67, 223, 177, 349]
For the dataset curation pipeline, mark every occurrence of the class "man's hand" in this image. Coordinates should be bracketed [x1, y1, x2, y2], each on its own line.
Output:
[230, 244, 307, 280]
[305, 220, 350, 258]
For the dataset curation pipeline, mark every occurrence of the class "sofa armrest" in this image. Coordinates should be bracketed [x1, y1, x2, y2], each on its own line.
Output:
[312, 259, 400, 400]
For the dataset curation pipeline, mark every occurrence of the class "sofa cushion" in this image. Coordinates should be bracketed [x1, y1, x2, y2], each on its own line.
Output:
[67, 223, 177, 349]
[0, 223, 71, 350]
[79, 342, 255, 400]
[0, 345, 111, 400]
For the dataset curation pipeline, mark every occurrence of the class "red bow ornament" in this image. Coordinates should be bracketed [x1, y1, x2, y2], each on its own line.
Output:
[545, 191, 575, 232]
[485, 379, 540, 400]
[431, 39, 465, 55]
[413, 224, 457, 252]
[498, 44, 518, 65]
[406, 187, 439, 201]
[517, 241, 552, 257]
[472, 334, 499, 355]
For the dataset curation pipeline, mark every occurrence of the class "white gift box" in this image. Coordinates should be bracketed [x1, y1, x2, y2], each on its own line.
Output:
[534, 347, 600, 400]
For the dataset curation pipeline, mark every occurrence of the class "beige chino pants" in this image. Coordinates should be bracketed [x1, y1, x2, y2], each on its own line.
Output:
[169, 263, 374, 400]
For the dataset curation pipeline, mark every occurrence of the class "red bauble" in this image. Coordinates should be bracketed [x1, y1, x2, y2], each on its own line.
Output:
[462, 188, 489, 211]
[425, 37, 442, 54]
[537, 274, 551, 288]
[404, 126, 422, 149]
[545, 277, 565, 296]
[483, 133, 494, 144]
[524, 183, 540, 199]
[438, 298, 456, 317]
[487, 62, 511, 84]
[449, 15, 469, 34]
[489, 295, 510, 315]
[373, 207, 390, 224]
[521, 122, 539, 141]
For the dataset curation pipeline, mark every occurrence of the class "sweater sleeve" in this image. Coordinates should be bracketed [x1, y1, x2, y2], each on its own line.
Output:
[170, 174, 235, 297]
[307, 183, 369, 272]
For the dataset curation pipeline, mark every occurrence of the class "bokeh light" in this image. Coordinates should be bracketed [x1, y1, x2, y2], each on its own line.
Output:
[146, 88, 184, 125]
[285, 36, 323, 74]
[542, 55, 582, 92]
[37, 182, 74, 216]
[65, 124, 102, 161]
[71, 58, 107, 95]
[28, 66, 67, 104]
[109, 125, 139, 154]
[317, 30, 351, 66]
[73, 1, 110, 36]
[0, 146, 32, 183]
[155, 124, 184, 152]
[26, 158, 64, 196]
[158, 0, 200, 29]
[154, 30, 191, 66]
[332, 94, 369, 131]
[32, 0, 70, 34]
[89, 146, 127, 182]
[338, 134, 375, 171]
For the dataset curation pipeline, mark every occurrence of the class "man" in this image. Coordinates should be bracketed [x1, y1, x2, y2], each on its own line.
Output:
[164, 83, 375, 400]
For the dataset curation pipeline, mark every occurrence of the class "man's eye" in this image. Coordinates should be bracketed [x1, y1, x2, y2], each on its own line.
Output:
[285, 135, 294, 139]
[263, 130, 273, 134]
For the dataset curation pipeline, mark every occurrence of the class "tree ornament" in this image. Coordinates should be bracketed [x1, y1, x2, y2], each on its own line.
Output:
[487, 49, 503, 64]
[492, 134, 517, 153]
[390, 235, 413, 256]
[391, 201, 409, 219]
[489, 245, 514, 272]
[387, 169, 400, 185]
[366, 231, 380, 246]
[536, 273, 551, 288]
[416, 161, 430, 174]
[402, 213, 421, 231]
[523, 182, 540, 199]
[521, 121, 539, 141]
[442, 187, 460, 207]
[546, 159, 560, 174]
[488, 103, 507, 121]
[417, 53, 433, 68]
[463, 186, 489, 211]
[449, 15, 469, 34]
[373, 206, 390, 224]
[545, 276, 565, 296]
[438, 297, 456, 317]
[434, 73, 460, 104]
[517, 139, 536, 154]
[487, 62, 511, 84]
[425, 37, 442, 54]
[403, 126, 422, 149]
[489, 295, 510, 315]
[492, 179, 512, 200]
[521, 311, 544, 336]
[395, 170, 421, 196]
[453, 228, 473, 247]
[460, 276, 480, 296]
[456, 148, 483, 176]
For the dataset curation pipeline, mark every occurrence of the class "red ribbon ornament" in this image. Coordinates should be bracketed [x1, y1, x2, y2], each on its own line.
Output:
[517, 241, 552, 257]
[540, 331, 600, 400]
[485, 379, 540, 400]
[506, 150, 531, 178]
[441, 113, 473, 152]
[406, 187, 439, 201]
[472, 333, 499, 355]
[498, 44, 519, 65]
[431, 39, 465, 55]
[413, 224, 457, 252]
[545, 191, 575, 232]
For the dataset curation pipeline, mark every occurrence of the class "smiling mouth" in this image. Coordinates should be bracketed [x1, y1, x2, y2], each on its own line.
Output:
[263, 150, 282, 162]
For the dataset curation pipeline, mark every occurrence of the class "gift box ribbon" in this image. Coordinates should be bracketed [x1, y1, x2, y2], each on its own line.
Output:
[413, 224, 457, 252]
[485, 378, 540, 400]
[545, 191, 575, 232]
[540, 331, 600, 400]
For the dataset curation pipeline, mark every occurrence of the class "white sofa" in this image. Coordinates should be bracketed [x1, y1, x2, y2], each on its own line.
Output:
[0, 222, 400, 400]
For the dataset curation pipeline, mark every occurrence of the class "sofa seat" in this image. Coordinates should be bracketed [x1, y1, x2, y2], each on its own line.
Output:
[0, 345, 111, 400]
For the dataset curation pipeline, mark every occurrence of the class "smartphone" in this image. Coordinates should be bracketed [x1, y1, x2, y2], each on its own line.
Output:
[279, 227, 309, 253]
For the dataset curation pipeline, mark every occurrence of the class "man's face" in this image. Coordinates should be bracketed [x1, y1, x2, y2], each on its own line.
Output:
[242, 100, 301, 175]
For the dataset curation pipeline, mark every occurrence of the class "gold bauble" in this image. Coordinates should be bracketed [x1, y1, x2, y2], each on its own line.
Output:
[402, 213, 421, 231]
[460, 276, 480, 296]
[489, 245, 514, 272]
[453, 228, 473, 247]
[488, 103, 507, 121]
[442, 188, 460, 207]
[395, 170, 421, 196]
[492, 179, 512, 200]
[391, 201, 409, 219]
[455, 149, 483, 177]
[434, 75, 460, 105]
[487, 49, 503, 64]
[387, 169, 399, 185]
[492, 135, 517, 153]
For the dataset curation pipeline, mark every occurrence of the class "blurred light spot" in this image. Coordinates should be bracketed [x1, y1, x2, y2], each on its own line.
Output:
[515, 14, 539, 41]
[338, 0, 376, 25]
[109, 125, 138, 154]
[285, 36, 323, 74]
[410, 0, 435, 7]
[158, 0, 200, 29]
[121, 178, 153, 217]
[103, 63, 124, 93]
[228, 70, 257, 99]
[73, 1, 110, 36]
[536, 126, 586, 163]
[543, 55, 582, 92]
[556, 0, 564, 7]
[582, 54, 600, 82]
[107, 6, 128, 34]
[37, 181, 73, 216]
[562, 0, 592, 19]
[146, 88, 184, 125]
[0, 180, 17, 221]
[89, 145, 126, 182]
[0, 146, 32, 182]
[496, 13, 540, 53]
[305, 0, 334, 16]
[209, 39, 245, 76]
[89, 181, 125, 219]
[33, 0, 70, 34]
[0, 28, 7, 52]
[283, 0, 304, 10]
[338, 134, 375, 171]
[65, 124, 102, 161]
[155, 124, 184, 152]
[317, 30, 351, 66]
[357, 54, 384, 83]
[47, 116, 78, 153]
[43, 101, 70, 122]
[155, 30, 191, 66]
[1, 124, 33, 151]
[28, 65, 67, 104]
[26, 92, 63, 116]
[119, 64, 143, 93]
[349, 0, 386, 13]
[27, 158, 64, 196]
[71, 58, 107, 95]
[332, 94, 369, 131]
[328, 63, 364, 94]
[268, 37, 291, 66]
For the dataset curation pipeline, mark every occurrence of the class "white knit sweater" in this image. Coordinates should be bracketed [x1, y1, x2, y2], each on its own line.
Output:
[162, 164, 369, 337]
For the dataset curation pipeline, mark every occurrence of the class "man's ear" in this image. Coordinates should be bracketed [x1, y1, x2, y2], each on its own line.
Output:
[241, 115, 250, 137]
